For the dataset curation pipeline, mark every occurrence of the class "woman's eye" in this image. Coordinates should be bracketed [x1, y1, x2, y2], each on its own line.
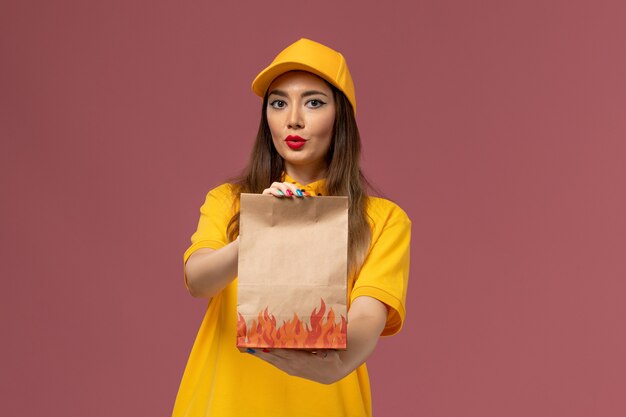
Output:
[307, 99, 325, 108]
[269, 100, 286, 109]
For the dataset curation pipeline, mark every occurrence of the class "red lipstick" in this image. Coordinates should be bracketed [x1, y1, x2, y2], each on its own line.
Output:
[285, 135, 306, 150]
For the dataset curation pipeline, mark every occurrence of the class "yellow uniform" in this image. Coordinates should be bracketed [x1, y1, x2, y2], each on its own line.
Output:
[173, 174, 411, 417]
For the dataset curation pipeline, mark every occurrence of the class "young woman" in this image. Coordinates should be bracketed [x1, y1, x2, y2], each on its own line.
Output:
[173, 38, 411, 417]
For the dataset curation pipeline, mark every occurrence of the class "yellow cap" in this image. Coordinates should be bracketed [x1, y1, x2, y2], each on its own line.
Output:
[251, 38, 356, 114]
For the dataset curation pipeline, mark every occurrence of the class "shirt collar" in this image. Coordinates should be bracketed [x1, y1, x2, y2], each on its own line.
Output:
[282, 173, 327, 196]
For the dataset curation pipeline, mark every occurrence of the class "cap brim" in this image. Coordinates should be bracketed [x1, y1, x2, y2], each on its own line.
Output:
[251, 62, 339, 98]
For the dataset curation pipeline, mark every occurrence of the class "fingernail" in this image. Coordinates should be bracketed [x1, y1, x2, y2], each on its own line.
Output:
[277, 190, 285, 196]
[262, 348, 270, 353]
[246, 348, 256, 354]
[286, 189, 293, 196]
[303, 191, 311, 196]
[295, 189, 303, 197]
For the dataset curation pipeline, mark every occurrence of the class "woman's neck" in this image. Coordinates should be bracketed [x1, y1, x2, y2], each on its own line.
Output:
[284, 163, 327, 185]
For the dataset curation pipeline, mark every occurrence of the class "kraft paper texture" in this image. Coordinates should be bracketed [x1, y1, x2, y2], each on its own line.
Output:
[237, 193, 348, 350]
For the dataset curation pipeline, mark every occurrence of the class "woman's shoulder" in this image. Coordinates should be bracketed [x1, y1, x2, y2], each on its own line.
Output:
[207, 182, 236, 197]
[365, 196, 412, 227]
[200, 182, 239, 211]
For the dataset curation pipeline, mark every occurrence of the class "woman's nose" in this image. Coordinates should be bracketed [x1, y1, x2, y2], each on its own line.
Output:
[287, 107, 304, 129]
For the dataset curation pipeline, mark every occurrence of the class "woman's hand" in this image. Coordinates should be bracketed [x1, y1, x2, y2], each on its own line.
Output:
[246, 296, 388, 385]
[251, 348, 343, 385]
[262, 181, 310, 197]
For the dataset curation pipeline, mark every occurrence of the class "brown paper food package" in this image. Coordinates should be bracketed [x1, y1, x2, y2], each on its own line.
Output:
[237, 193, 348, 350]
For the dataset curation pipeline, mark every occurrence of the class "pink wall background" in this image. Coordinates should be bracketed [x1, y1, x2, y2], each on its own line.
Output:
[2, 1, 625, 416]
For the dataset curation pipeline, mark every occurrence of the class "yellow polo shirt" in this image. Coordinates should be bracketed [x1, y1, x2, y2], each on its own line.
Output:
[173, 175, 411, 417]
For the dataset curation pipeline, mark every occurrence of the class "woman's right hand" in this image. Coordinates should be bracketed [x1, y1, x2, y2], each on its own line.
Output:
[262, 182, 310, 198]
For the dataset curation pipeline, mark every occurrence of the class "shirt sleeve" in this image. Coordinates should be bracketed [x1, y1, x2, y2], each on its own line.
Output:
[350, 200, 412, 336]
[182, 183, 235, 290]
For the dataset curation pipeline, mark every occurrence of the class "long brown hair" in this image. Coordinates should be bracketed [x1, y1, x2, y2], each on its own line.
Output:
[227, 81, 371, 275]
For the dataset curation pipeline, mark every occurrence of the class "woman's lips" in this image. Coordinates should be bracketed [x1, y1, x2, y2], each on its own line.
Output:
[285, 135, 306, 150]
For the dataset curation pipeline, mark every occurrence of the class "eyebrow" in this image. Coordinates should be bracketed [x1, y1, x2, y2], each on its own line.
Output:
[268, 89, 329, 98]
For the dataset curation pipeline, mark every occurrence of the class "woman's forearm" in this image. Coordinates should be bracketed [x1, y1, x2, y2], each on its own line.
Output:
[335, 296, 388, 380]
[184, 239, 239, 298]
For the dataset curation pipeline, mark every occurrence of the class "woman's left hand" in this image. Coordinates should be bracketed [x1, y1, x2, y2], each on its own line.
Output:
[245, 296, 387, 385]
[252, 348, 343, 385]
